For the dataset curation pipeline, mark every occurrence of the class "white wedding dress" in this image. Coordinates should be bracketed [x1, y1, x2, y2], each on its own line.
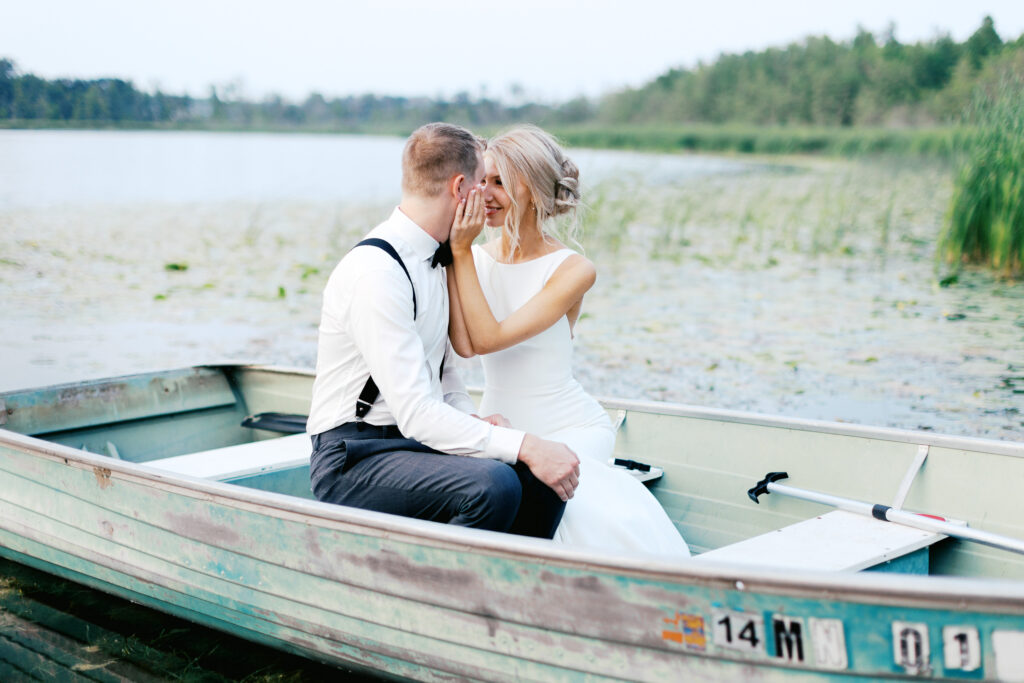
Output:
[472, 244, 690, 558]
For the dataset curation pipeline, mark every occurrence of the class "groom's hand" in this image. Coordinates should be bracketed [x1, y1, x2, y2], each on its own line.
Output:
[517, 434, 581, 502]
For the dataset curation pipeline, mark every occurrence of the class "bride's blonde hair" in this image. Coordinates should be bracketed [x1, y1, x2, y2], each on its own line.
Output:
[486, 125, 581, 259]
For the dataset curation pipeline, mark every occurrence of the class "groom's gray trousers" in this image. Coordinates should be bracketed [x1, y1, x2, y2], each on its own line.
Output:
[310, 422, 565, 538]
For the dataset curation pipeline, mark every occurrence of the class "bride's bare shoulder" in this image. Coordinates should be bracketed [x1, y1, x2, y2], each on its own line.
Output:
[552, 252, 597, 289]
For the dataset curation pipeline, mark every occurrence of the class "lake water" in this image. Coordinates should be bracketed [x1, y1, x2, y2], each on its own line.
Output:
[1, 128, 1022, 679]
[0, 130, 406, 208]
[0, 129, 749, 210]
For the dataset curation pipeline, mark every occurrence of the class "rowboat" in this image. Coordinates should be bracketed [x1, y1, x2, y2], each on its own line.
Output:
[1, 364, 1022, 681]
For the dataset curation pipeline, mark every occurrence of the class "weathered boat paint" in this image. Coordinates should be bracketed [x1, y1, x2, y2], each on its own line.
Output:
[2, 365, 1023, 681]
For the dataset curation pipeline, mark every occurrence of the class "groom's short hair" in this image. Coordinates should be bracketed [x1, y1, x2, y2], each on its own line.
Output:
[402, 123, 484, 197]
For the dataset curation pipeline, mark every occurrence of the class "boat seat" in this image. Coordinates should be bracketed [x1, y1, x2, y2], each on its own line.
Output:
[693, 510, 946, 573]
[146, 433, 310, 481]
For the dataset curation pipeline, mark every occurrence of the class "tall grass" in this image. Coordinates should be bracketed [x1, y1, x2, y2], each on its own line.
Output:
[575, 159, 949, 268]
[940, 76, 1024, 277]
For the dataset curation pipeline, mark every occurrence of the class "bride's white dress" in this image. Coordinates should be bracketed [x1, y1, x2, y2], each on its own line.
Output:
[472, 245, 690, 557]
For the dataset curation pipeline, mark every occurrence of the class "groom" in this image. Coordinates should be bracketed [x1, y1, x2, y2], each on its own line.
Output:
[307, 122, 580, 537]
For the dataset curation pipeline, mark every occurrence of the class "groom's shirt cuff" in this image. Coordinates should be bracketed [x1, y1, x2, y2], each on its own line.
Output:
[487, 426, 526, 464]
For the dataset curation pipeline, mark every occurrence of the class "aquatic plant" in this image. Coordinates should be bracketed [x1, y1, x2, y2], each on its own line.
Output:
[940, 74, 1024, 277]
[575, 157, 949, 269]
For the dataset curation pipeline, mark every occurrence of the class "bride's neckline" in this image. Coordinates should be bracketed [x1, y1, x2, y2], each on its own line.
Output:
[476, 244, 573, 265]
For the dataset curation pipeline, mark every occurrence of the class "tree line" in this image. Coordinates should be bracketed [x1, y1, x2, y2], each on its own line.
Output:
[1, 16, 1021, 131]
[0, 57, 551, 131]
[598, 16, 1022, 127]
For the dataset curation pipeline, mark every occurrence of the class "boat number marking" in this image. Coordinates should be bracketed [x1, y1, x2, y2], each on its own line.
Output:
[712, 609, 765, 654]
[942, 626, 980, 672]
[892, 621, 931, 675]
[662, 612, 707, 651]
[771, 615, 806, 664]
[809, 618, 847, 670]
[657, 611, 1009, 677]
[993, 631, 1024, 682]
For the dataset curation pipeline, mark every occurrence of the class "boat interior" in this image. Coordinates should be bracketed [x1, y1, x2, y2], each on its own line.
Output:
[3, 365, 1023, 581]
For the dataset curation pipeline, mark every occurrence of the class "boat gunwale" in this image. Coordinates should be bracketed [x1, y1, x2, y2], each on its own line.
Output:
[233, 363, 1024, 457]
[5, 362, 1021, 458]
[598, 395, 1024, 457]
[4, 424, 1024, 615]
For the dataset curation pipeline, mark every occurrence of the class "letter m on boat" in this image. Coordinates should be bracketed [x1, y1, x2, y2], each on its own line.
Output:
[773, 616, 805, 663]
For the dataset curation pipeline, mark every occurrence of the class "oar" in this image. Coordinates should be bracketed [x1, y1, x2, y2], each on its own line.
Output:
[747, 471, 1024, 557]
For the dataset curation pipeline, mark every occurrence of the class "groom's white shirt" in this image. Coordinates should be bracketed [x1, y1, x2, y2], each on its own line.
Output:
[307, 207, 524, 464]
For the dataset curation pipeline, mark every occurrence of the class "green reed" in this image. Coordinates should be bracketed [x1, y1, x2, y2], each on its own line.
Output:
[940, 77, 1024, 277]
[578, 158, 949, 269]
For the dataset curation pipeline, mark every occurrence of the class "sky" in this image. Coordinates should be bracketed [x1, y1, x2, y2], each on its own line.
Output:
[3, 1, 1024, 104]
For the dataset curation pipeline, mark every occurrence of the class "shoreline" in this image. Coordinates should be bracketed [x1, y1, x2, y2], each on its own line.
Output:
[0, 121, 966, 159]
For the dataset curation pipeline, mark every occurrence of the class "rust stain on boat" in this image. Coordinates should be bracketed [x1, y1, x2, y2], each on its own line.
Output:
[342, 548, 482, 594]
[164, 513, 242, 546]
[57, 382, 130, 409]
[304, 527, 324, 559]
[538, 570, 611, 595]
[93, 467, 113, 489]
[477, 608, 500, 638]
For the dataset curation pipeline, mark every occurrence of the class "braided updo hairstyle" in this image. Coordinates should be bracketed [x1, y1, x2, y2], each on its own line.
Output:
[486, 125, 582, 258]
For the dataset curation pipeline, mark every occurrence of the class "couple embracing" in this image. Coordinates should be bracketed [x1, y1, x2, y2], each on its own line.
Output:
[307, 122, 689, 557]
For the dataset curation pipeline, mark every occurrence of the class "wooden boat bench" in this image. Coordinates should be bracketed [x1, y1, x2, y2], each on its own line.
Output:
[147, 432, 664, 491]
[144, 407, 664, 486]
[693, 510, 946, 574]
[146, 433, 311, 481]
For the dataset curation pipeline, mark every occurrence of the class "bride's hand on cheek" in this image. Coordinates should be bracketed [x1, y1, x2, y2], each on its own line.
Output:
[450, 188, 485, 254]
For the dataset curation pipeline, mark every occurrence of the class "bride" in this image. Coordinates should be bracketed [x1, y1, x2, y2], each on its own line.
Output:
[447, 125, 690, 557]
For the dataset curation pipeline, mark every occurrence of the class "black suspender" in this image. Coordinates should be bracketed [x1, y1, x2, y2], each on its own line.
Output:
[356, 238, 416, 317]
[352, 238, 443, 422]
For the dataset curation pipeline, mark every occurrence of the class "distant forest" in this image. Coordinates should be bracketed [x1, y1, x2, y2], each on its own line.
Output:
[1, 16, 1021, 132]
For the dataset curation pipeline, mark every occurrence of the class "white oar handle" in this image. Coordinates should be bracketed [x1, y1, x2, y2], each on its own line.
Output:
[747, 472, 1024, 557]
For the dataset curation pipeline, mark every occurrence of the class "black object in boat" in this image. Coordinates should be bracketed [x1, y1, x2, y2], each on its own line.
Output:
[241, 412, 308, 434]
[613, 458, 651, 473]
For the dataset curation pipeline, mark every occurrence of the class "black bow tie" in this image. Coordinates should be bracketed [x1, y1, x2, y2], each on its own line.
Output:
[431, 240, 453, 268]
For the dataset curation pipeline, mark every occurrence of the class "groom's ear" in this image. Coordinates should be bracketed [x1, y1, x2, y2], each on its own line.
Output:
[448, 173, 466, 200]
